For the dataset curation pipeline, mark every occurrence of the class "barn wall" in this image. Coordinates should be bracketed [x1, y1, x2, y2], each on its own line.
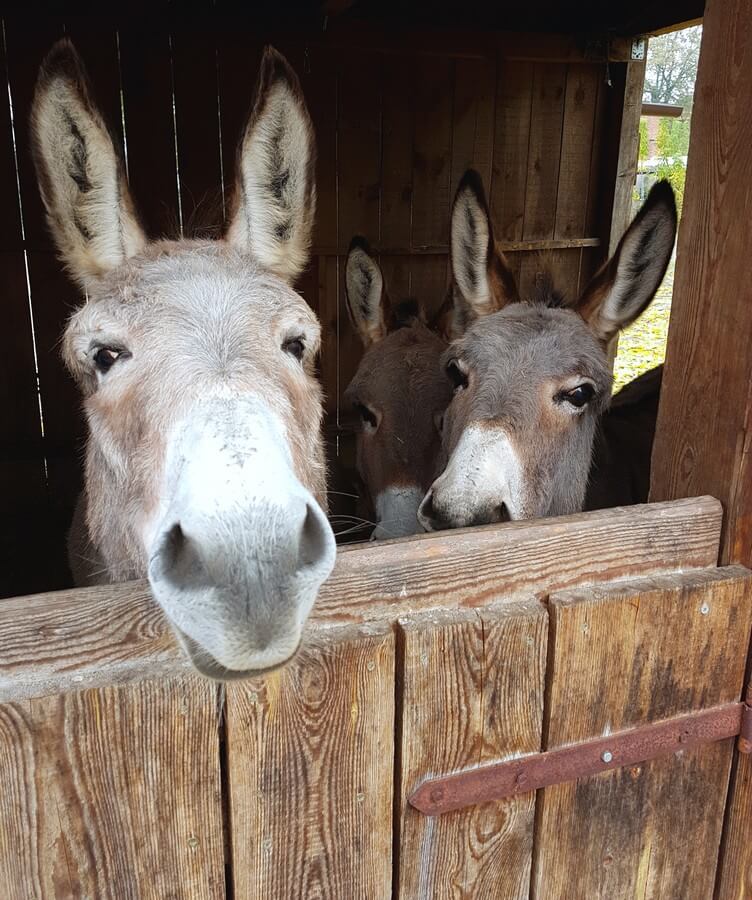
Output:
[0, 17, 630, 597]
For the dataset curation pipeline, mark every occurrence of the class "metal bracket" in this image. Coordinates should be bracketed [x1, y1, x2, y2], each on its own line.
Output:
[410, 700, 752, 817]
[631, 38, 647, 60]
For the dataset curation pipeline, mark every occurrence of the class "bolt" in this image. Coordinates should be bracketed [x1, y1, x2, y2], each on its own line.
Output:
[430, 787, 445, 803]
[515, 772, 528, 786]
[601, 750, 613, 763]
[700, 602, 710, 615]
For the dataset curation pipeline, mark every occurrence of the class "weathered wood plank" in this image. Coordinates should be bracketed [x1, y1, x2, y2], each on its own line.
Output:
[451, 56, 496, 193]
[397, 602, 546, 899]
[490, 60, 533, 243]
[607, 55, 646, 255]
[532, 567, 752, 900]
[381, 55, 413, 251]
[0, 676, 224, 899]
[411, 56, 453, 251]
[337, 51, 382, 251]
[646, 4, 752, 893]
[228, 622, 394, 899]
[0, 498, 722, 700]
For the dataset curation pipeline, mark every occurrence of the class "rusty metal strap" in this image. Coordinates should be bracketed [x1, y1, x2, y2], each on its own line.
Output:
[410, 700, 752, 816]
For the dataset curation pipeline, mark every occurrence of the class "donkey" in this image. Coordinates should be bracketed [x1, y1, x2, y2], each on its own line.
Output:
[418, 170, 677, 530]
[31, 40, 336, 679]
[343, 238, 452, 539]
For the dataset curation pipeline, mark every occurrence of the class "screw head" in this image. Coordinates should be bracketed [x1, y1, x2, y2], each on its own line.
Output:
[700, 602, 710, 615]
[601, 750, 613, 763]
[515, 772, 528, 786]
[430, 787, 445, 803]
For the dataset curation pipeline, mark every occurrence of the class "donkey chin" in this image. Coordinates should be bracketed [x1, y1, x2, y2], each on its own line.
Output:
[146, 397, 337, 680]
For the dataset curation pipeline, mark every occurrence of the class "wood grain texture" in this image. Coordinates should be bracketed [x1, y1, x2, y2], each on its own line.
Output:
[411, 56, 453, 251]
[0, 676, 224, 899]
[490, 60, 533, 242]
[0, 498, 722, 701]
[227, 622, 394, 899]
[532, 567, 752, 900]
[381, 55, 414, 251]
[607, 55, 646, 255]
[451, 57, 496, 193]
[650, 0, 752, 569]
[396, 602, 546, 899]
[337, 51, 382, 251]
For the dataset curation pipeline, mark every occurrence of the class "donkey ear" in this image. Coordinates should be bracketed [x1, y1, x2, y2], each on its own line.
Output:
[449, 169, 519, 337]
[345, 237, 389, 346]
[226, 46, 316, 284]
[573, 180, 677, 343]
[30, 39, 146, 289]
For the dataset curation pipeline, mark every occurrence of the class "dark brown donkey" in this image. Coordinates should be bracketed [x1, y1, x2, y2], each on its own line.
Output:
[343, 238, 452, 539]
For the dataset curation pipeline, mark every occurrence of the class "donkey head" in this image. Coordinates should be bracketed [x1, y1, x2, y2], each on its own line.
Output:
[419, 170, 677, 531]
[32, 40, 336, 678]
[343, 238, 452, 539]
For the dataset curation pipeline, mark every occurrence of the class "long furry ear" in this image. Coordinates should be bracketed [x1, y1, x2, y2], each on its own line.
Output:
[345, 236, 389, 346]
[226, 45, 316, 284]
[449, 169, 519, 337]
[573, 180, 677, 343]
[30, 39, 146, 289]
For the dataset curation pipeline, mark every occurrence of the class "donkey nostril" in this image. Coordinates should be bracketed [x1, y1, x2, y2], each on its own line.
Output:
[152, 521, 203, 585]
[297, 502, 332, 571]
[418, 491, 441, 531]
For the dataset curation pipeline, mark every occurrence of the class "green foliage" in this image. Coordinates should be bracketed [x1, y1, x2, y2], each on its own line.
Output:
[656, 118, 691, 159]
[643, 26, 702, 107]
[655, 159, 686, 215]
[639, 120, 649, 160]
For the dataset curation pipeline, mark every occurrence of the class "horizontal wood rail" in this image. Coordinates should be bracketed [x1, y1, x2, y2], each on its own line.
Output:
[310, 237, 601, 256]
[0, 497, 722, 701]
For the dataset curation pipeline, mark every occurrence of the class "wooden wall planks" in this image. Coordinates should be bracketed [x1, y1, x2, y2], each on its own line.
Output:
[531, 567, 752, 899]
[0, 676, 225, 899]
[396, 603, 546, 899]
[0, 22, 624, 594]
[227, 622, 394, 899]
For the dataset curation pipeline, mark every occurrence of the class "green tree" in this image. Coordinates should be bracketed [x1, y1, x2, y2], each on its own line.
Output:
[643, 26, 702, 109]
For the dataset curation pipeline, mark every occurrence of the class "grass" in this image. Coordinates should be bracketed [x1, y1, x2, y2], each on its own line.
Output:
[612, 258, 674, 391]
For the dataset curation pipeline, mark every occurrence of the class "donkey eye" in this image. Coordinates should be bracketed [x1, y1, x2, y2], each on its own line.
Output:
[446, 360, 469, 392]
[93, 347, 126, 374]
[355, 402, 379, 431]
[283, 337, 305, 361]
[558, 383, 596, 409]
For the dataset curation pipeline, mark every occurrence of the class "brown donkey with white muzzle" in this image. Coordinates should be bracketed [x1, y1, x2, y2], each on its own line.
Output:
[343, 238, 453, 539]
[419, 170, 677, 531]
[31, 40, 336, 679]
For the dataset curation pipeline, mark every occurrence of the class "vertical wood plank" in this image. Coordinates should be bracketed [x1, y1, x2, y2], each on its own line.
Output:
[337, 51, 382, 250]
[644, 5, 752, 894]
[532, 568, 752, 900]
[411, 56, 453, 251]
[450, 57, 496, 193]
[397, 602, 547, 899]
[409, 255, 448, 321]
[490, 60, 533, 242]
[171, 20, 224, 236]
[554, 64, 599, 299]
[305, 44, 338, 253]
[228, 623, 394, 899]
[381, 56, 413, 251]
[4, 20, 83, 593]
[118, 22, 180, 238]
[0, 23, 47, 597]
[0, 677, 224, 898]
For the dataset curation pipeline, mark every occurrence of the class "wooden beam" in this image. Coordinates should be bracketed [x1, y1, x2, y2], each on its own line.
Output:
[0, 497, 721, 699]
[648, 2, 752, 894]
[608, 53, 647, 255]
[641, 102, 684, 117]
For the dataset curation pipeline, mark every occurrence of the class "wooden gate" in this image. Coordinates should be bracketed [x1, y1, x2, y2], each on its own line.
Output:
[2, 496, 751, 898]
